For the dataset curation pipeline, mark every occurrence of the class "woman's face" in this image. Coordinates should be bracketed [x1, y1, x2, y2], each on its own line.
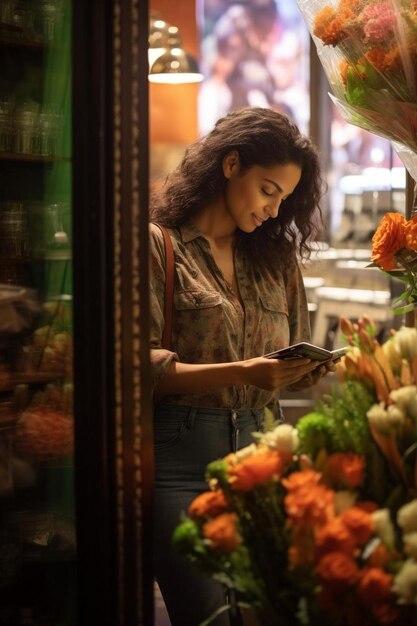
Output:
[222, 152, 302, 233]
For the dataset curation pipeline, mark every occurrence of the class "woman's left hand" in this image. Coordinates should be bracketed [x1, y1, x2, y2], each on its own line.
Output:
[286, 358, 338, 390]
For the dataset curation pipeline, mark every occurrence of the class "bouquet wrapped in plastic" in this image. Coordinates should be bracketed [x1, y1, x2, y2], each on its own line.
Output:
[296, 0, 417, 189]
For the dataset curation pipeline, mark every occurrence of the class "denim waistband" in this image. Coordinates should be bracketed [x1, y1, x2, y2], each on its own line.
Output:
[154, 403, 263, 417]
[153, 404, 265, 452]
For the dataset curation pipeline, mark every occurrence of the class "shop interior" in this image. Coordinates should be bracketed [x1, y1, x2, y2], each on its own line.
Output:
[0, 1, 414, 625]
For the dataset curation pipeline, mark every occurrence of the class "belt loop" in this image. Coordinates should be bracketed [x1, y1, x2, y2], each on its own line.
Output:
[253, 409, 263, 431]
[186, 407, 197, 430]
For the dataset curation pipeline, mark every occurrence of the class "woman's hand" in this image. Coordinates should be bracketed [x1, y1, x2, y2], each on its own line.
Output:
[286, 358, 338, 391]
[241, 356, 322, 391]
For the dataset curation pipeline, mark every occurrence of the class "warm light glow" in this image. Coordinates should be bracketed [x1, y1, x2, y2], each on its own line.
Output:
[148, 72, 204, 84]
[148, 48, 165, 66]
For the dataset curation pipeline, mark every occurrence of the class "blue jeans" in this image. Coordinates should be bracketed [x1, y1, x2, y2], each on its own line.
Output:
[154, 404, 264, 626]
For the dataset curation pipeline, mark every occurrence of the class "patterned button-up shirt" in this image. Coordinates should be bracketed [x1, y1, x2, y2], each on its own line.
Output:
[149, 220, 310, 414]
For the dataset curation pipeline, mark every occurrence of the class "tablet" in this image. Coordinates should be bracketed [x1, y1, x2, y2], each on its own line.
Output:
[264, 342, 347, 361]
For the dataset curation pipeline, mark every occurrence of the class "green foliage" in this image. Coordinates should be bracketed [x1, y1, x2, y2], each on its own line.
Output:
[297, 381, 374, 458]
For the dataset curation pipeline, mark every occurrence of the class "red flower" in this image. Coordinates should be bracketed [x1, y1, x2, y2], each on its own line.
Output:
[316, 552, 360, 592]
[357, 567, 393, 605]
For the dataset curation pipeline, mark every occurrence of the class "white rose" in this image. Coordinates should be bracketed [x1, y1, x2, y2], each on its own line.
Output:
[260, 423, 298, 454]
[382, 336, 403, 371]
[392, 558, 417, 605]
[397, 500, 417, 533]
[372, 508, 395, 548]
[234, 443, 258, 463]
[403, 533, 417, 559]
[386, 404, 406, 428]
[367, 402, 390, 433]
[392, 327, 417, 363]
[389, 386, 417, 422]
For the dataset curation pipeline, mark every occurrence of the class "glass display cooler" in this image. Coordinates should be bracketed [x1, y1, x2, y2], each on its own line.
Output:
[0, 1, 154, 625]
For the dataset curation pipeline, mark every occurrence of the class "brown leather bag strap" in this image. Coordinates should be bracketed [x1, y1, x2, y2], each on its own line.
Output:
[156, 224, 175, 350]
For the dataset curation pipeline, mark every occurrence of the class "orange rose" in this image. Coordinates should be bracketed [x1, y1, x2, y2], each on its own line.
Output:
[340, 508, 375, 546]
[371, 212, 406, 271]
[285, 484, 334, 526]
[357, 567, 393, 605]
[405, 214, 417, 251]
[316, 552, 360, 592]
[325, 452, 365, 488]
[188, 490, 228, 519]
[202, 512, 241, 554]
[282, 469, 321, 492]
[367, 543, 392, 568]
[229, 449, 290, 491]
[372, 602, 401, 625]
[315, 518, 356, 558]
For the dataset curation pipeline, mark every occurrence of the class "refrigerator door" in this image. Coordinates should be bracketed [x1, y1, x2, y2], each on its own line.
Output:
[0, 1, 154, 625]
[0, 2, 76, 625]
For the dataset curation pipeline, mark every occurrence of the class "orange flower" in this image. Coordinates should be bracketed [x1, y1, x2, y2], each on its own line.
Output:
[371, 212, 406, 271]
[325, 452, 365, 488]
[372, 602, 401, 625]
[202, 512, 241, 554]
[355, 501, 379, 513]
[316, 551, 360, 592]
[357, 567, 393, 605]
[340, 507, 375, 546]
[405, 214, 417, 251]
[228, 449, 290, 491]
[188, 490, 228, 519]
[367, 543, 392, 568]
[315, 518, 356, 558]
[285, 484, 334, 527]
[365, 48, 391, 73]
[282, 469, 321, 492]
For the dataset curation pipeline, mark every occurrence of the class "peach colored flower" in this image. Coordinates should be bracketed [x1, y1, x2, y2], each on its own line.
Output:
[325, 452, 365, 488]
[371, 212, 406, 271]
[202, 512, 241, 554]
[316, 551, 360, 592]
[188, 489, 228, 519]
[228, 449, 290, 491]
[357, 567, 393, 605]
[315, 517, 356, 558]
[340, 507, 375, 546]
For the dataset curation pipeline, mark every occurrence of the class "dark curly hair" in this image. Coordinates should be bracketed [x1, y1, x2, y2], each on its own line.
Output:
[150, 107, 325, 268]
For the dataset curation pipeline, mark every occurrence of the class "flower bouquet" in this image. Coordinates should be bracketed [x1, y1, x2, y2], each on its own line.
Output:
[370, 212, 417, 313]
[174, 318, 417, 626]
[295, 0, 417, 196]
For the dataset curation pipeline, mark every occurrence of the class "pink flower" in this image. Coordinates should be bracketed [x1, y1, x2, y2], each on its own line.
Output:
[361, 2, 396, 43]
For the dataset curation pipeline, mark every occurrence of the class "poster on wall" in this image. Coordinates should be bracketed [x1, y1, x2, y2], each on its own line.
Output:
[197, 0, 310, 134]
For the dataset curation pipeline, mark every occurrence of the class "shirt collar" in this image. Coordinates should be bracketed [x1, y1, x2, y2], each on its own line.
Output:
[178, 220, 204, 243]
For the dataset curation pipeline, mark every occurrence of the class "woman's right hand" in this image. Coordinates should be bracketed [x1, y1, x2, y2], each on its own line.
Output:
[240, 356, 321, 391]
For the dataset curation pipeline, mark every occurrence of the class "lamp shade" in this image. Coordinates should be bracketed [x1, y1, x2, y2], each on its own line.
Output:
[148, 47, 204, 84]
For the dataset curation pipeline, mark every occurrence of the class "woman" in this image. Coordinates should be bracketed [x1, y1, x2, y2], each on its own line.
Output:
[150, 107, 334, 626]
